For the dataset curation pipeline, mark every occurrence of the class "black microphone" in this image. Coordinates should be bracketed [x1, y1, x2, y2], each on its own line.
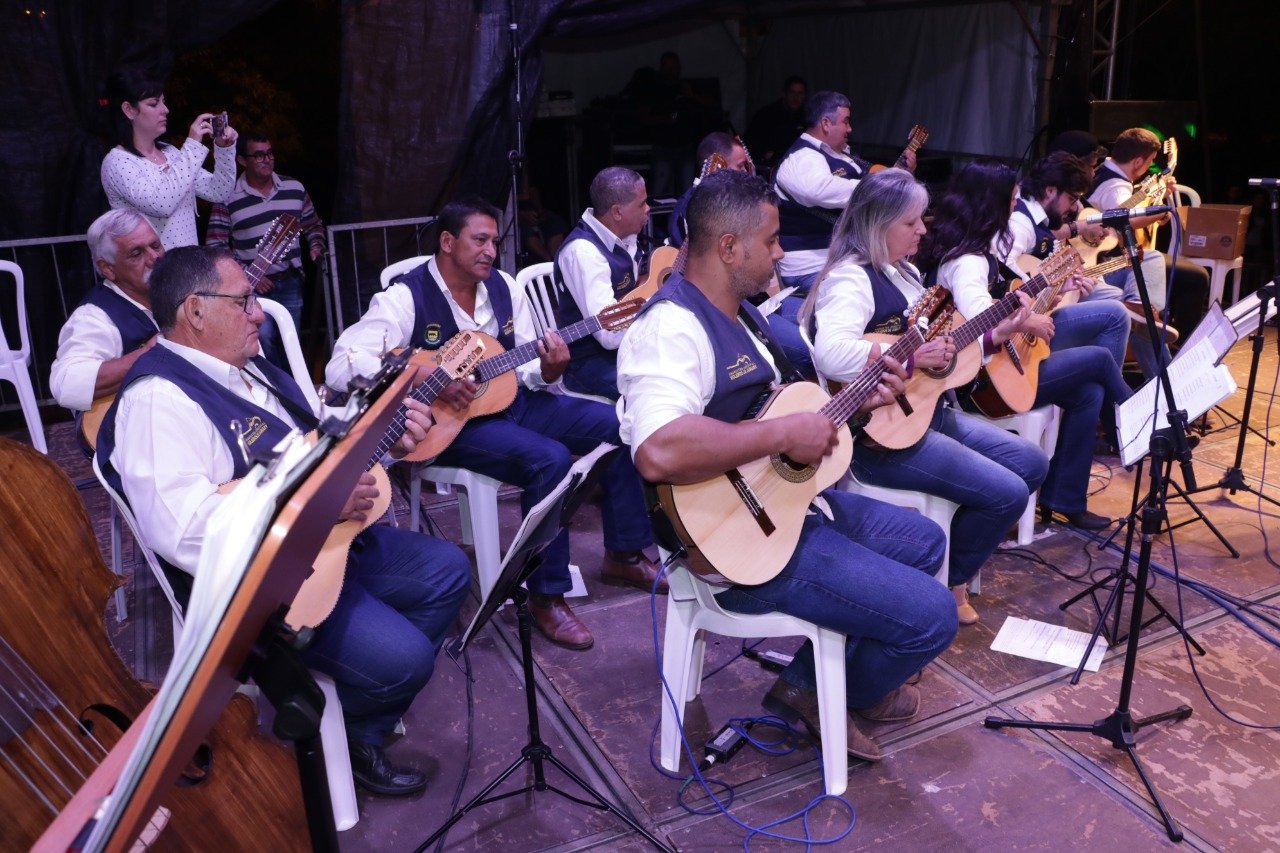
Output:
[1248, 178, 1280, 188]
[1083, 205, 1173, 226]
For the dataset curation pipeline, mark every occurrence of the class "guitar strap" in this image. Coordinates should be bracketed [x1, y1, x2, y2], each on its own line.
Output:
[736, 305, 807, 385]
[244, 359, 320, 431]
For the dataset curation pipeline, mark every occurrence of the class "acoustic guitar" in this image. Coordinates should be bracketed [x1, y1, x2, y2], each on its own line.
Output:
[860, 245, 1082, 448]
[1073, 137, 1178, 264]
[0, 438, 309, 850]
[654, 327, 926, 585]
[79, 214, 303, 451]
[229, 334, 486, 630]
[402, 298, 644, 463]
[869, 124, 929, 174]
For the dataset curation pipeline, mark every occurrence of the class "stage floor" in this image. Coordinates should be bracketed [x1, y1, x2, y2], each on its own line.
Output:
[19, 326, 1280, 851]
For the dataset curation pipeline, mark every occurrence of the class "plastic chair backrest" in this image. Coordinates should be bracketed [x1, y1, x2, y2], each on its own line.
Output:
[515, 262, 558, 336]
[0, 260, 31, 361]
[257, 297, 321, 411]
[380, 256, 431, 290]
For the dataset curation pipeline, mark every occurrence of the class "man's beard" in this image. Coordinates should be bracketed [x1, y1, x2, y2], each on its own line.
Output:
[1045, 206, 1066, 231]
[727, 251, 771, 301]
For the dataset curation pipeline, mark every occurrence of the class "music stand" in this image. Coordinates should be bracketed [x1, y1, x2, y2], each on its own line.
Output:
[415, 443, 673, 853]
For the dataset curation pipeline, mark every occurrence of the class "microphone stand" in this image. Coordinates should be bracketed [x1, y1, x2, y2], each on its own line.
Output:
[505, 0, 526, 268]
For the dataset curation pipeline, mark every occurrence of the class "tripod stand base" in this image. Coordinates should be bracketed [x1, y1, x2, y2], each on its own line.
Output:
[985, 705, 1193, 842]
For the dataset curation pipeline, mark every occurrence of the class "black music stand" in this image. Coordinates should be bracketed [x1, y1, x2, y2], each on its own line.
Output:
[415, 443, 673, 853]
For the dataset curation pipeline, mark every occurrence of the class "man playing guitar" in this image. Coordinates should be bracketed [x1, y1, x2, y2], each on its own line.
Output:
[618, 169, 956, 763]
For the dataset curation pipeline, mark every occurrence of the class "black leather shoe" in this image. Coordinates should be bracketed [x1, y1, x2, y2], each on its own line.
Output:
[348, 741, 429, 797]
[1039, 504, 1111, 531]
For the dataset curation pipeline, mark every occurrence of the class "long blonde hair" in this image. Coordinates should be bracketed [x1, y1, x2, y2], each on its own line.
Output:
[797, 168, 928, 333]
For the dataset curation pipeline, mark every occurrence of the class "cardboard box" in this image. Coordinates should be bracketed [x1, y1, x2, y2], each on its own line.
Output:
[1180, 204, 1250, 260]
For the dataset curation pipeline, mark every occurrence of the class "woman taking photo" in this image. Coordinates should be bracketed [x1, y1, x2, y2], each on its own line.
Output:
[800, 168, 1048, 625]
[101, 70, 237, 249]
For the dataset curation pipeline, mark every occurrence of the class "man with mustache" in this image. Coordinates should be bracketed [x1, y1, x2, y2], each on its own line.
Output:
[327, 199, 660, 650]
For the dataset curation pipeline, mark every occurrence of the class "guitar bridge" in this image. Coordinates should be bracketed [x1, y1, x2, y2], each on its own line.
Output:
[1003, 340, 1025, 375]
[725, 468, 776, 535]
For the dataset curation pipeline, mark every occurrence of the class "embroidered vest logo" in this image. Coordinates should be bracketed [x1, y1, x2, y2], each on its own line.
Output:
[870, 315, 905, 335]
[726, 354, 759, 381]
[424, 323, 441, 345]
[831, 167, 848, 178]
[242, 415, 269, 445]
[502, 317, 515, 337]
[617, 272, 633, 294]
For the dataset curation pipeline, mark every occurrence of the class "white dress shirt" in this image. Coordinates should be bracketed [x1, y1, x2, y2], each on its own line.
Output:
[325, 256, 545, 391]
[555, 208, 638, 350]
[1001, 195, 1048, 269]
[616, 300, 778, 456]
[110, 338, 310, 575]
[774, 133, 863, 279]
[1088, 160, 1134, 210]
[812, 260, 924, 384]
[49, 283, 157, 412]
[101, 139, 237, 249]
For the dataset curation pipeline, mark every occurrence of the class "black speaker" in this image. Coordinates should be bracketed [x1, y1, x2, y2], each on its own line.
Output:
[1089, 100, 1199, 144]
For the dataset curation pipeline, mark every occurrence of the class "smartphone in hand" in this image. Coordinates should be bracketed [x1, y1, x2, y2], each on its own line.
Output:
[211, 111, 228, 139]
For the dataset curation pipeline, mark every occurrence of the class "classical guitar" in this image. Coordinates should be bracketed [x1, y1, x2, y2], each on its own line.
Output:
[860, 245, 1082, 448]
[79, 214, 304, 451]
[402, 298, 644, 463]
[869, 124, 929, 174]
[0, 438, 308, 850]
[259, 334, 485, 630]
[654, 328, 926, 585]
[968, 248, 1086, 418]
[1073, 137, 1178, 263]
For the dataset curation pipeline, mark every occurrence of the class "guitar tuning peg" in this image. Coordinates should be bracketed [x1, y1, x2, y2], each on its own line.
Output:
[379, 332, 389, 359]
[229, 419, 251, 466]
[316, 384, 330, 405]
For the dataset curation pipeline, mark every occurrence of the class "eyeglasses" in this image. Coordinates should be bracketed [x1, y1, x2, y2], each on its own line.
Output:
[197, 290, 258, 314]
[246, 150, 275, 161]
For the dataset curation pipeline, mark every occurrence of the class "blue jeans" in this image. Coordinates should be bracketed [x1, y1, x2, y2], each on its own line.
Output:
[302, 524, 470, 746]
[1034, 345, 1132, 513]
[432, 388, 652, 594]
[563, 353, 620, 401]
[1093, 252, 1170, 378]
[851, 406, 1047, 586]
[1051, 299, 1130, 369]
[764, 289, 816, 381]
[257, 268, 306, 372]
[716, 490, 954, 709]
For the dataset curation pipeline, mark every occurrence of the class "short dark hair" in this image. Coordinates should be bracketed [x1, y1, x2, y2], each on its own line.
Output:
[783, 75, 807, 91]
[1021, 151, 1092, 201]
[105, 68, 166, 155]
[236, 131, 270, 158]
[437, 197, 502, 241]
[1110, 128, 1161, 164]
[695, 132, 741, 166]
[588, 167, 644, 212]
[149, 246, 235, 331]
[803, 91, 850, 131]
[685, 170, 777, 253]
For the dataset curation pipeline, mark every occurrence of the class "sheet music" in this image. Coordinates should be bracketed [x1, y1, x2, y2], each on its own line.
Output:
[1175, 300, 1236, 364]
[1224, 287, 1279, 340]
[1116, 336, 1238, 466]
[991, 617, 1107, 672]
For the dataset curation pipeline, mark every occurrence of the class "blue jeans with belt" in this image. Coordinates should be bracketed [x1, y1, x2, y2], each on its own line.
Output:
[431, 388, 652, 595]
[302, 524, 470, 746]
[257, 267, 306, 372]
[716, 489, 955, 709]
[850, 405, 1048, 587]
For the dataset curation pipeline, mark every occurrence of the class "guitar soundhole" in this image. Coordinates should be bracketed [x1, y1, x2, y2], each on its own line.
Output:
[473, 379, 489, 398]
[922, 357, 955, 380]
[771, 454, 815, 484]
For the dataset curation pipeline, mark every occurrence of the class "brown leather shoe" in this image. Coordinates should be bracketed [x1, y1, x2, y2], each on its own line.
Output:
[1123, 301, 1180, 344]
[853, 684, 921, 723]
[761, 678, 881, 762]
[528, 593, 594, 650]
[601, 550, 668, 594]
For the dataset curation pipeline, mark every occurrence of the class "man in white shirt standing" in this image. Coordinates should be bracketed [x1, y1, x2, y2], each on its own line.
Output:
[50, 209, 163, 416]
[552, 167, 650, 400]
[769, 91, 917, 377]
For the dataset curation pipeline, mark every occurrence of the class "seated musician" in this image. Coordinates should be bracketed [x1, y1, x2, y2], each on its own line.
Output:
[1089, 127, 1209, 337]
[667, 131, 753, 249]
[800, 168, 1048, 625]
[551, 167, 651, 400]
[917, 160, 1133, 531]
[618, 169, 957, 762]
[327, 198, 660, 651]
[96, 246, 470, 797]
[50, 209, 163, 415]
[769, 94, 918, 379]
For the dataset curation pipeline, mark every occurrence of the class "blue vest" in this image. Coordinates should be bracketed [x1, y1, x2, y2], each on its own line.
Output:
[644, 274, 774, 424]
[553, 220, 638, 363]
[668, 183, 696, 249]
[1015, 199, 1055, 260]
[81, 285, 157, 352]
[398, 260, 516, 352]
[775, 137, 866, 253]
[96, 346, 317, 609]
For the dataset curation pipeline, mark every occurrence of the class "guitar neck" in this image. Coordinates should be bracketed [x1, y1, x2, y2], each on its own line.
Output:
[366, 365, 457, 464]
[1086, 254, 1132, 278]
[894, 141, 922, 170]
[475, 315, 601, 382]
[950, 273, 1051, 350]
[820, 328, 924, 426]
[243, 257, 275, 287]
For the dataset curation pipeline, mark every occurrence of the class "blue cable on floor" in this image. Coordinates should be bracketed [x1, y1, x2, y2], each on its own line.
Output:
[647, 554, 857, 850]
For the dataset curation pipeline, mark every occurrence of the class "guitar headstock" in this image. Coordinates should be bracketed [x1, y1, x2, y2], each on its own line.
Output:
[1041, 243, 1083, 283]
[700, 152, 729, 180]
[255, 214, 302, 267]
[906, 124, 929, 150]
[435, 331, 486, 381]
[599, 297, 644, 331]
[1163, 137, 1178, 175]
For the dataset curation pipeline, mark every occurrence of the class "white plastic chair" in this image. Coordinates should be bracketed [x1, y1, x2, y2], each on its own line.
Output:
[0, 260, 47, 453]
[515, 262, 615, 406]
[973, 405, 1061, 545]
[258, 297, 321, 411]
[659, 549, 850, 795]
[380, 256, 430, 290]
[92, 454, 360, 832]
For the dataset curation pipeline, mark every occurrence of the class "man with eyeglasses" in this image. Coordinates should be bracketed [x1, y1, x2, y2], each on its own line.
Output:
[207, 132, 326, 368]
[97, 245, 470, 798]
